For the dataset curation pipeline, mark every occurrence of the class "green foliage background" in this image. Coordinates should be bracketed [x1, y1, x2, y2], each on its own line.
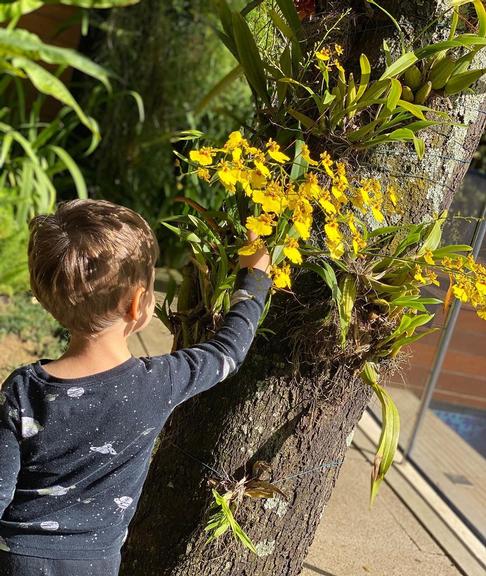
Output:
[87, 0, 252, 267]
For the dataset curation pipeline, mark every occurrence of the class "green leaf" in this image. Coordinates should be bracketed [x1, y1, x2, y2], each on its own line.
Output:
[431, 244, 472, 257]
[275, 0, 304, 40]
[290, 137, 306, 181]
[48, 145, 87, 199]
[389, 327, 438, 357]
[413, 135, 425, 159]
[417, 211, 447, 255]
[287, 107, 317, 130]
[396, 99, 427, 120]
[414, 34, 486, 59]
[232, 12, 270, 105]
[356, 53, 371, 100]
[361, 361, 400, 508]
[390, 295, 442, 307]
[11, 56, 99, 135]
[204, 489, 257, 554]
[304, 261, 340, 301]
[337, 274, 357, 348]
[0, 28, 111, 89]
[380, 52, 418, 80]
[345, 119, 381, 142]
[474, 0, 486, 37]
[444, 68, 486, 95]
[386, 78, 402, 111]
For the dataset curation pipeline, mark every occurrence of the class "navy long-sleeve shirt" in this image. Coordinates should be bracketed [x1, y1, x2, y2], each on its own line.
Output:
[0, 267, 272, 560]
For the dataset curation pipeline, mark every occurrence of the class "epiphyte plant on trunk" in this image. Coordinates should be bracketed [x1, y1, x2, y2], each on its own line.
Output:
[204, 0, 486, 157]
[158, 129, 486, 552]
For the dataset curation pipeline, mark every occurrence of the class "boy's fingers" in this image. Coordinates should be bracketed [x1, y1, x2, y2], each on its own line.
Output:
[247, 229, 258, 242]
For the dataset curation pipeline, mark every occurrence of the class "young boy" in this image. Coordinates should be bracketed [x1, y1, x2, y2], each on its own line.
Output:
[0, 199, 272, 576]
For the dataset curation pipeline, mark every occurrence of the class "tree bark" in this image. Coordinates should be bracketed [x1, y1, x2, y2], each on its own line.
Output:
[119, 2, 486, 575]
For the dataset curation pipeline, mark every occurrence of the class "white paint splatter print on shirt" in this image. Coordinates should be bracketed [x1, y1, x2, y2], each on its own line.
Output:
[37, 485, 74, 497]
[21, 416, 44, 438]
[230, 289, 253, 307]
[40, 521, 59, 531]
[90, 443, 117, 455]
[114, 496, 133, 511]
[67, 387, 85, 398]
[220, 354, 237, 380]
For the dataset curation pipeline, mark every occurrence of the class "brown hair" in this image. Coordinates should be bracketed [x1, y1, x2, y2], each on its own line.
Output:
[28, 199, 160, 336]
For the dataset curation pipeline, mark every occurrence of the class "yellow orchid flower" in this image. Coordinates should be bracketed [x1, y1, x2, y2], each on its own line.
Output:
[315, 47, 331, 61]
[452, 283, 468, 302]
[300, 173, 322, 200]
[388, 185, 398, 207]
[318, 190, 337, 214]
[224, 131, 244, 150]
[371, 206, 385, 223]
[266, 139, 291, 163]
[246, 213, 276, 236]
[319, 151, 334, 178]
[283, 237, 303, 264]
[249, 170, 267, 189]
[413, 265, 427, 284]
[196, 168, 211, 182]
[217, 162, 240, 191]
[272, 264, 292, 289]
[325, 220, 343, 245]
[301, 144, 318, 166]
[423, 250, 435, 265]
[252, 189, 287, 215]
[238, 238, 265, 256]
[189, 147, 214, 166]
[426, 269, 440, 287]
[254, 160, 271, 177]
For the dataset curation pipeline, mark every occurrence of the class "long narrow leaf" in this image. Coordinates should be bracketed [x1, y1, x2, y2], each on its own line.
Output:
[231, 12, 270, 105]
[48, 145, 88, 199]
[11, 56, 99, 135]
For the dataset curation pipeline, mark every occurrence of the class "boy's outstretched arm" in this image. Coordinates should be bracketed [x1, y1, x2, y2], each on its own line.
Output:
[153, 231, 272, 410]
[0, 387, 21, 519]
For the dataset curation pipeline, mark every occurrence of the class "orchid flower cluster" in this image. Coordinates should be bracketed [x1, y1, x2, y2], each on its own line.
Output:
[187, 131, 486, 320]
[189, 131, 399, 288]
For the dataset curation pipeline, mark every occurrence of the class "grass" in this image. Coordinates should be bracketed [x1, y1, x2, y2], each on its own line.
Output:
[0, 292, 68, 361]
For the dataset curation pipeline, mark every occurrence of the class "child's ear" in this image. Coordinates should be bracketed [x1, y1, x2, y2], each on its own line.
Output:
[128, 286, 145, 321]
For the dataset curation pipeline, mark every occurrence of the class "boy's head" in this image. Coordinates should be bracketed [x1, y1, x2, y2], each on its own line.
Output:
[28, 199, 160, 337]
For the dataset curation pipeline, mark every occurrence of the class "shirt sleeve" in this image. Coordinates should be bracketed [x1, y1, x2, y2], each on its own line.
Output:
[156, 266, 272, 409]
[0, 389, 21, 518]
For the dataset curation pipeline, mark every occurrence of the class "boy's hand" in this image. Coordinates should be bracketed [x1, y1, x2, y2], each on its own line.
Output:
[238, 230, 271, 276]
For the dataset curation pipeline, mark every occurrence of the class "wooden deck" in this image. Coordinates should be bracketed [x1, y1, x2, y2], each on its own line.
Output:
[367, 387, 486, 541]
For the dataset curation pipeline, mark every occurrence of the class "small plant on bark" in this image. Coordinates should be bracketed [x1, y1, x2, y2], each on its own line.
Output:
[205, 0, 486, 156]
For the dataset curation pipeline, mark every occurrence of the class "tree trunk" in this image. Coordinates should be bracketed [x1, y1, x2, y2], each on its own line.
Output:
[122, 285, 380, 576]
[119, 2, 486, 575]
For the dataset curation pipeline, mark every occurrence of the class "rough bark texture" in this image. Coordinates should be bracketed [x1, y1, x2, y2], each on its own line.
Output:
[118, 2, 486, 575]
[121, 291, 377, 576]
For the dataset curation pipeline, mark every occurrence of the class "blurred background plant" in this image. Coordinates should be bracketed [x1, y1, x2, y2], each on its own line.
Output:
[0, 0, 138, 295]
[86, 0, 253, 268]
